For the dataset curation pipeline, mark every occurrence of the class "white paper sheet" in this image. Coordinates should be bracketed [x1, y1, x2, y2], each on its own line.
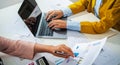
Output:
[93, 46, 120, 65]
[56, 37, 107, 65]
[80, 37, 107, 65]
[67, 33, 89, 47]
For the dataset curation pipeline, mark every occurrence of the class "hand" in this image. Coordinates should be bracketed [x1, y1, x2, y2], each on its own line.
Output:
[46, 10, 63, 21]
[51, 44, 74, 58]
[48, 19, 66, 29]
[34, 44, 74, 58]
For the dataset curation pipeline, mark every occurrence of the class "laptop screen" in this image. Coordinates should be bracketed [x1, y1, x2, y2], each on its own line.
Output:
[18, 0, 42, 36]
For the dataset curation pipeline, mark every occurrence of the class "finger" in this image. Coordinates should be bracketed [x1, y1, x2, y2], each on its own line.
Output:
[46, 11, 54, 21]
[51, 14, 59, 20]
[46, 11, 53, 18]
[62, 45, 74, 57]
[60, 47, 72, 58]
[48, 21, 58, 28]
[50, 13, 59, 20]
[62, 44, 72, 53]
[51, 25, 59, 29]
[54, 47, 71, 58]
[47, 11, 56, 21]
[54, 53, 69, 58]
[48, 21, 53, 27]
[48, 22, 55, 28]
[62, 44, 74, 57]
[50, 10, 59, 20]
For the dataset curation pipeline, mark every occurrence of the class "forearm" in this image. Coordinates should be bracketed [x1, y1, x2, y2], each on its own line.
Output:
[68, 0, 87, 14]
[34, 44, 74, 58]
[67, 19, 80, 31]
[0, 36, 74, 59]
[60, 7, 72, 17]
[34, 44, 54, 54]
[0, 36, 35, 59]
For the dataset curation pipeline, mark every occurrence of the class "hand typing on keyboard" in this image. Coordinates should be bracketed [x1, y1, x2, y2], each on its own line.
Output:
[47, 19, 67, 30]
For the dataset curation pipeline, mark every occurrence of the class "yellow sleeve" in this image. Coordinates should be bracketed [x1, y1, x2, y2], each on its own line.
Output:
[80, 7, 120, 34]
[68, 0, 88, 14]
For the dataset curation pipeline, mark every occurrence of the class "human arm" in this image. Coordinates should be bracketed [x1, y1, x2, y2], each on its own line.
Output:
[0, 36, 74, 59]
[0, 36, 35, 59]
[46, 0, 88, 20]
[48, 19, 80, 31]
[68, 0, 120, 34]
[48, 0, 120, 34]
[34, 44, 74, 58]
[46, 0, 87, 31]
[80, 3, 120, 34]
[46, 7, 80, 31]
[68, 0, 87, 14]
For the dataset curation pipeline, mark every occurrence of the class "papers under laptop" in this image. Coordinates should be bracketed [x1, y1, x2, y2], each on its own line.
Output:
[18, 0, 67, 38]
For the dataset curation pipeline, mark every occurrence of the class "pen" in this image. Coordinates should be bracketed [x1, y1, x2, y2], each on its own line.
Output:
[54, 51, 69, 56]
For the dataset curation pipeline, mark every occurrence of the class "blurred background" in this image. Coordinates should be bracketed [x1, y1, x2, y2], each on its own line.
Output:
[0, 0, 77, 9]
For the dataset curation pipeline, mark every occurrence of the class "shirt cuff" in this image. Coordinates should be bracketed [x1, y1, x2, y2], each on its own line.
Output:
[59, 7, 72, 17]
[67, 19, 81, 31]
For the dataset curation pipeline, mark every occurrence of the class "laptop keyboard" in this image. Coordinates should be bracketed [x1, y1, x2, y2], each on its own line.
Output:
[38, 17, 53, 36]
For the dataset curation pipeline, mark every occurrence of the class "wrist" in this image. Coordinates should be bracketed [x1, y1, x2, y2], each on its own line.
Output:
[34, 43, 54, 54]
[45, 45, 55, 53]
[60, 7, 72, 17]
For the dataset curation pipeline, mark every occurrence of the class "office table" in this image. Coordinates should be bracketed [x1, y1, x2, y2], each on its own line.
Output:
[0, 0, 120, 65]
[0, 0, 72, 65]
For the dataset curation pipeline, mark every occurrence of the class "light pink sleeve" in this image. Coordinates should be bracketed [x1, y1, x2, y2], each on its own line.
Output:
[0, 36, 35, 59]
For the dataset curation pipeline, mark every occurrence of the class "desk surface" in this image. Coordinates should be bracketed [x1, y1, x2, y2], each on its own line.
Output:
[0, 0, 120, 65]
[0, 0, 71, 65]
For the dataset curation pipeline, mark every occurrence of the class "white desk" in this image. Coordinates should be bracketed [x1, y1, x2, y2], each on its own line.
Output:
[0, 0, 120, 65]
[0, 0, 72, 65]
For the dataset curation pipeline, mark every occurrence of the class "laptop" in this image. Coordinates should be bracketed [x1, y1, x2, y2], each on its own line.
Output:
[18, 0, 67, 38]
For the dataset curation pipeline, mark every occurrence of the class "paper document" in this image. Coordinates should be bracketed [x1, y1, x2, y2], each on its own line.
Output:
[56, 37, 107, 65]
[67, 36, 89, 47]
[93, 46, 120, 65]
[80, 37, 107, 65]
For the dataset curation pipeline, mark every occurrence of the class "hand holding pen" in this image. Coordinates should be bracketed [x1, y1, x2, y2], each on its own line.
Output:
[51, 44, 74, 58]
